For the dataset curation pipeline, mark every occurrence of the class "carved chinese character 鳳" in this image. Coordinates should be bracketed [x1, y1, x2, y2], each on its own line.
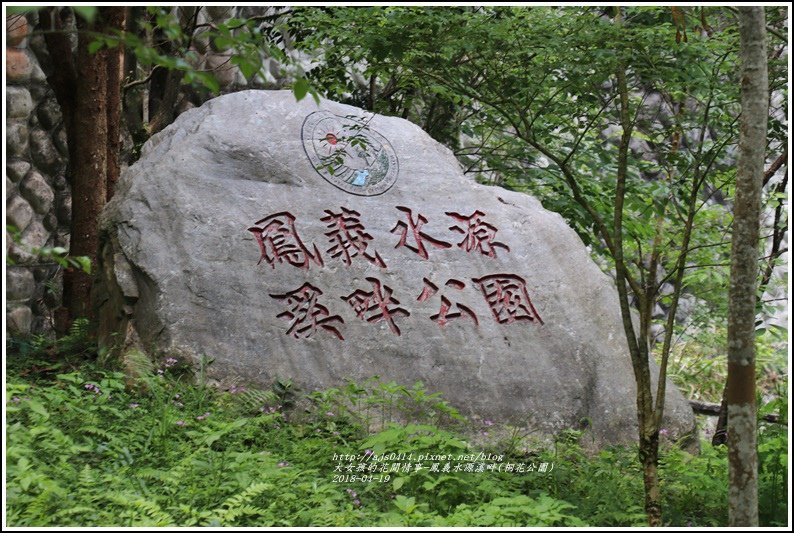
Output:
[321, 207, 386, 268]
[472, 274, 543, 325]
[270, 282, 344, 340]
[342, 277, 410, 335]
[416, 278, 478, 327]
[446, 210, 510, 258]
[248, 212, 323, 269]
[390, 206, 451, 260]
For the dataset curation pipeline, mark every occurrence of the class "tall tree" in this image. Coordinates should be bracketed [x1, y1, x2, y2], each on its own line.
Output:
[727, 7, 768, 526]
[42, 6, 126, 324]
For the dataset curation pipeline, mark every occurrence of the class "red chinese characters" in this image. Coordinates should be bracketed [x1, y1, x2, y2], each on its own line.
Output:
[446, 210, 509, 258]
[321, 207, 386, 268]
[248, 212, 323, 269]
[270, 283, 344, 340]
[342, 277, 410, 335]
[253, 205, 547, 339]
[417, 278, 478, 328]
[472, 274, 543, 325]
[390, 206, 451, 260]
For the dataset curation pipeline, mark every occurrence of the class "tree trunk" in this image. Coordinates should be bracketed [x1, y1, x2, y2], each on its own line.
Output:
[639, 430, 661, 525]
[105, 8, 127, 201]
[727, 7, 768, 527]
[44, 7, 126, 322]
[63, 13, 110, 320]
[713, 165, 785, 447]
[612, 8, 662, 526]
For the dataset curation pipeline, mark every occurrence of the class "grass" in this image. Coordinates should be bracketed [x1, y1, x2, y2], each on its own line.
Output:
[4, 325, 789, 527]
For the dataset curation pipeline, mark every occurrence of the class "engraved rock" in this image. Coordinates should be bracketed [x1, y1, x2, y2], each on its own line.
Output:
[98, 90, 695, 447]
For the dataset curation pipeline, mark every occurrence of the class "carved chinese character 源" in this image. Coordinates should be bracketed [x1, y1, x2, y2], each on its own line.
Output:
[446, 210, 510, 258]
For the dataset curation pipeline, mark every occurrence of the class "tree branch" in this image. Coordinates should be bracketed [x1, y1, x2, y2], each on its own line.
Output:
[690, 399, 782, 424]
[762, 149, 787, 187]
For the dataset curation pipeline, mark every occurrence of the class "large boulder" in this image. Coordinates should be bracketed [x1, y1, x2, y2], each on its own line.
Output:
[98, 90, 694, 446]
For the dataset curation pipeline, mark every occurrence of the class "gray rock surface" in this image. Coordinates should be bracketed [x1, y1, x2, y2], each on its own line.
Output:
[29, 128, 62, 174]
[7, 305, 33, 335]
[6, 86, 33, 119]
[99, 90, 695, 446]
[37, 99, 63, 130]
[6, 121, 29, 159]
[7, 160, 31, 183]
[20, 170, 54, 214]
[6, 267, 36, 301]
[6, 194, 33, 232]
[23, 218, 48, 247]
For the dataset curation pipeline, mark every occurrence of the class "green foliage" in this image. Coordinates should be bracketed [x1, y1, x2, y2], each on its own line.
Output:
[659, 443, 728, 525]
[5, 352, 788, 527]
[82, 6, 321, 102]
[6, 318, 95, 362]
[662, 319, 788, 403]
[757, 413, 789, 526]
[300, 377, 465, 439]
[287, 6, 785, 325]
[6, 225, 91, 274]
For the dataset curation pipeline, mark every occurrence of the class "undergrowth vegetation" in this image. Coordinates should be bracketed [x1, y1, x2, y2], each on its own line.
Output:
[5, 323, 789, 527]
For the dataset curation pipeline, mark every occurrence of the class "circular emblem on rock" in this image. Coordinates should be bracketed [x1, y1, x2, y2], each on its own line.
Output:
[301, 111, 399, 196]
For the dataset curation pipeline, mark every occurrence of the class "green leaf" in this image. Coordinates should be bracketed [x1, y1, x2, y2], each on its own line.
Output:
[393, 477, 405, 490]
[231, 56, 260, 80]
[26, 400, 50, 420]
[72, 256, 92, 274]
[213, 35, 235, 50]
[194, 72, 221, 94]
[73, 7, 98, 22]
[292, 78, 310, 102]
[88, 39, 105, 54]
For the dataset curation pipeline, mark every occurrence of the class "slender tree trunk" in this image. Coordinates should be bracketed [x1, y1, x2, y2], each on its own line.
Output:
[612, 9, 662, 526]
[727, 7, 768, 527]
[639, 430, 661, 524]
[63, 13, 110, 319]
[715, 155, 787, 447]
[105, 8, 126, 201]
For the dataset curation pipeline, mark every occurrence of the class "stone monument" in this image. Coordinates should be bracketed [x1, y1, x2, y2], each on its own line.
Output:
[98, 90, 695, 446]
